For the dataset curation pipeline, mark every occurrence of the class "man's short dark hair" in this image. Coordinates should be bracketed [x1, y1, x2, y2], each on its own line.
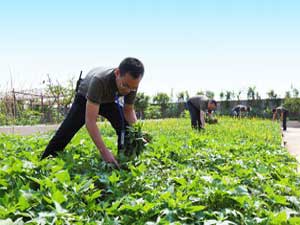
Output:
[272, 108, 276, 113]
[209, 99, 217, 107]
[119, 57, 144, 79]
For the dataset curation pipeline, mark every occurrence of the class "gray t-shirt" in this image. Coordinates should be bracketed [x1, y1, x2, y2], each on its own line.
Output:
[276, 106, 288, 113]
[77, 67, 136, 105]
[188, 95, 208, 111]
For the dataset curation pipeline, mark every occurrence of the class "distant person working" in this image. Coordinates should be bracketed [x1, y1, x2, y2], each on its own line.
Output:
[272, 106, 288, 131]
[187, 95, 217, 130]
[231, 104, 251, 118]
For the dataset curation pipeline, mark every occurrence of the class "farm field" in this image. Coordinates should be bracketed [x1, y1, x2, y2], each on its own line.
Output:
[1, 117, 300, 224]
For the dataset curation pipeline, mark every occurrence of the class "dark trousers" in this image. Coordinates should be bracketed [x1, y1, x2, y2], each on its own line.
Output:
[282, 111, 287, 131]
[231, 109, 240, 117]
[187, 101, 201, 130]
[41, 94, 128, 159]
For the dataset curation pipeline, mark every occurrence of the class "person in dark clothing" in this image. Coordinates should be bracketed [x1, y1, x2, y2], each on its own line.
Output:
[231, 104, 251, 117]
[272, 106, 288, 131]
[41, 57, 145, 167]
[187, 95, 217, 130]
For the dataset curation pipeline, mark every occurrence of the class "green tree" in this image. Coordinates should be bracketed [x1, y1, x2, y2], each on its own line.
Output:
[223, 90, 234, 112]
[177, 91, 189, 102]
[176, 91, 189, 117]
[236, 90, 242, 103]
[247, 86, 256, 101]
[256, 92, 261, 100]
[284, 97, 300, 120]
[285, 91, 291, 98]
[134, 92, 150, 119]
[219, 91, 224, 101]
[292, 88, 299, 98]
[225, 91, 234, 101]
[153, 92, 170, 118]
[205, 90, 215, 99]
[266, 89, 277, 100]
[196, 90, 205, 96]
[266, 89, 280, 110]
[45, 75, 75, 123]
[144, 105, 161, 119]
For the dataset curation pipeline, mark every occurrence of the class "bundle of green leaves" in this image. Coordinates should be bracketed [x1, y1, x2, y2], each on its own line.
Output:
[118, 122, 152, 163]
[205, 116, 218, 124]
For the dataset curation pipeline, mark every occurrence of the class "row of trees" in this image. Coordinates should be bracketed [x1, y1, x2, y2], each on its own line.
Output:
[1, 79, 300, 125]
[135, 85, 300, 120]
[218, 86, 299, 102]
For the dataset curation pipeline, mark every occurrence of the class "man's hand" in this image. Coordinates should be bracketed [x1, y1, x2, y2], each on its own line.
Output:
[101, 148, 120, 169]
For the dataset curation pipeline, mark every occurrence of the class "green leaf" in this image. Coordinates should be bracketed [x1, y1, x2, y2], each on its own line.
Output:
[271, 211, 287, 224]
[273, 195, 288, 205]
[89, 190, 102, 201]
[27, 176, 41, 185]
[173, 177, 187, 186]
[289, 217, 300, 225]
[160, 192, 171, 201]
[55, 170, 71, 184]
[108, 172, 120, 184]
[78, 179, 93, 193]
[18, 195, 30, 211]
[142, 202, 155, 213]
[119, 204, 140, 212]
[187, 205, 206, 213]
[106, 199, 123, 214]
[52, 190, 66, 204]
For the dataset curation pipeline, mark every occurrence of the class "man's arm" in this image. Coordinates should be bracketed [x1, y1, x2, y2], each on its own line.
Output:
[123, 104, 137, 125]
[200, 110, 206, 129]
[85, 100, 119, 167]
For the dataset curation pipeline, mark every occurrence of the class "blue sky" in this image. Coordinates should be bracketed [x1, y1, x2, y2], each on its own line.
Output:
[0, 0, 299, 100]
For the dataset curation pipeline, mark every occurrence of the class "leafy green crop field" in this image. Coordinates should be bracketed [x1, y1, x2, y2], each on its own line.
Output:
[1, 117, 300, 224]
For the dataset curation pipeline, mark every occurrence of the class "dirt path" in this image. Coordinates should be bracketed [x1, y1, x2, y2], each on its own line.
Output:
[0, 124, 59, 136]
[283, 121, 300, 163]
